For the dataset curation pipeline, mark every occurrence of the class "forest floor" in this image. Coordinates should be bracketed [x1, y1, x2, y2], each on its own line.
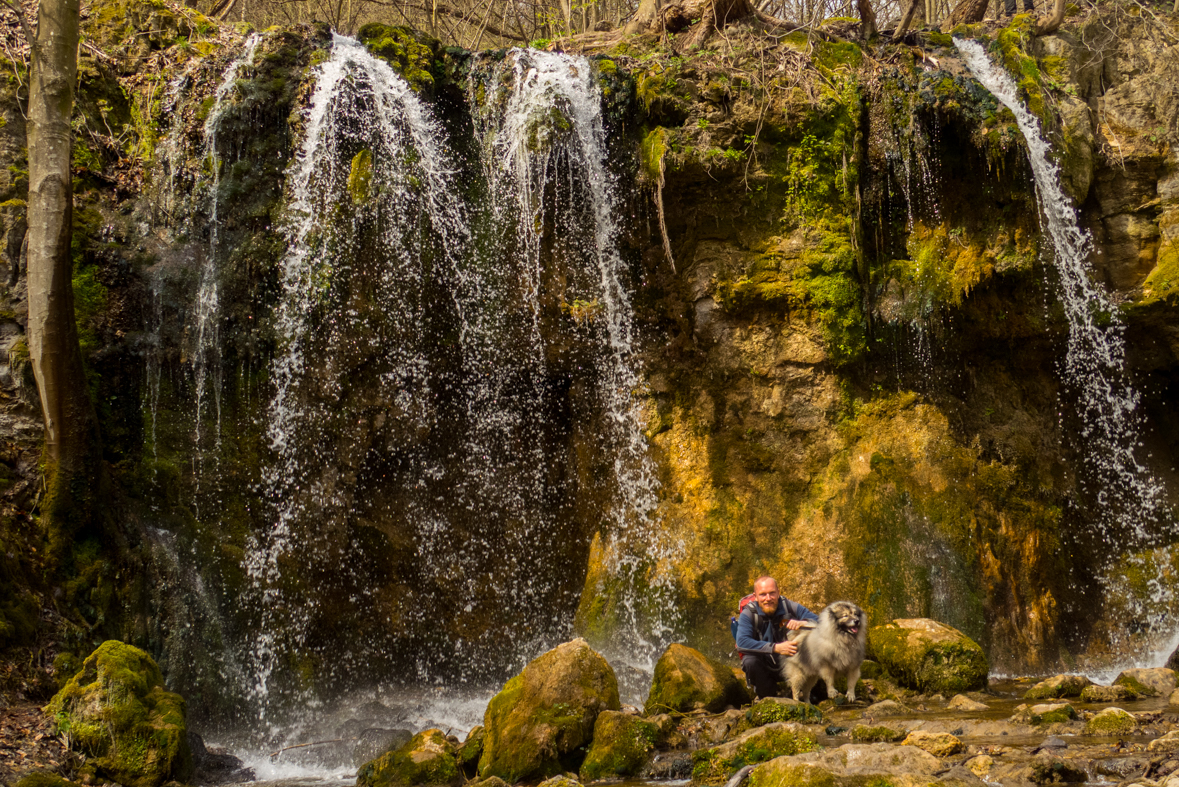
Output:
[0, 699, 71, 787]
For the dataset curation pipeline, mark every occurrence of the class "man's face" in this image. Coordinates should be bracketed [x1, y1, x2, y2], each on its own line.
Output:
[754, 579, 780, 614]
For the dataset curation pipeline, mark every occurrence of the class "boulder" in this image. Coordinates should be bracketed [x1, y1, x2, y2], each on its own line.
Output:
[1167, 644, 1179, 672]
[965, 755, 994, 778]
[1011, 703, 1077, 725]
[1114, 668, 1177, 697]
[645, 714, 685, 748]
[1023, 674, 1093, 700]
[746, 697, 823, 726]
[1148, 730, 1179, 751]
[869, 619, 988, 694]
[356, 729, 461, 787]
[190, 732, 255, 784]
[644, 643, 749, 715]
[863, 699, 910, 717]
[578, 710, 657, 780]
[748, 742, 952, 787]
[851, 725, 907, 743]
[693, 723, 819, 783]
[948, 694, 989, 711]
[1171, 688, 1179, 705]
[456, 726, 484, 774]
[478, 639, 619, 783]
[1085, 707, 1137, 735]
[537, 776, 581, 787]
[354, 729, 415, 768]
[902, 731, 963, 757]
[46, 640, 192, 787]
[1080, 684, 1138, 702]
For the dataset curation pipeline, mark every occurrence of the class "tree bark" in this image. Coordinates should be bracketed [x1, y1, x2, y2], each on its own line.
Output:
[941, 0, 988, 30]
[893, 0, 923, 38]
[856, 0, 877, 38]
[1034, 0, 1064, 35]
[27, 0, 102, 554]
[625, 0, 758, 37]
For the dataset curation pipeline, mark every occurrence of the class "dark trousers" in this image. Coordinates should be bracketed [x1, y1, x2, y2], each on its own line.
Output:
[1003, 0, 1035, 14]
[741, 653, 831, 703]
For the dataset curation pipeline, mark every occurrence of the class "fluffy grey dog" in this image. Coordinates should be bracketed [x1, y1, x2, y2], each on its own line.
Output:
[779, 601, 867, 703]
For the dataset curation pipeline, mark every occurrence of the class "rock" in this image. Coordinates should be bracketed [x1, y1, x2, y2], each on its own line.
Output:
[948, 694, 989, 711]
[1149, 730, 1179, 751]
[466, 778, 509, 787]
[455, 726, 483, 775]
[746, 697, 823, 726]
[966, 754, 994, 777]
[701, 708, 747, 745]
[753, 742, 946, 784]
[1115, 668, 1178, 697]
[1171, 688, 1179, 705]
[15, 775, 83, 787]
[1030, 757, 1088, 784]
[478, 639, 619, 783]
[46, 640, 192, 787]
[1085, 707, 1137, 735]
[1034, 736, 1068, 751]
[864, 699, 910, 717]
[578, 710, 657, 780]
[851, 725, 907, 743]
[356, 729, 461, 787]
[902, 731, 963, 757]
[693, 723, 819, 783]
[639, 751, 693, 779]
[869, 619, 988, 694]
[189, 732, 254, 784]
[354, 729, 415, 768]
[1167, 644, 1179, 672]
[859, 660, 884, 679]
[1080, 684, 1139, 702]
[537, 776, 580, 787]
[1023, 674, 1093, 700]
[1011, 702, 1077, 725]
[643, 643, 749, 715]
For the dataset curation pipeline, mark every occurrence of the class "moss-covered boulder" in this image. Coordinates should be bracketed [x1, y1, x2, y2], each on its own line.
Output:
[356, 729, 460, 787]
[456, 726, 484, 775]
[478, 638, 620, 783]
[948, 694, 988, 711]
[1011, 702, 1077, 725]
[46, 640, 191, 787]
[1023, 674, 1093, 700]
[1114, 668, 1177, 697]
[692, 723, 819, 784]
[850, 725, 907, 743]
[746, 697, 823, 726]
[579, 710, 657, 780]
[644, 643, 750, 715]
[869, 619, 988, 693]
[1085, 707, 1137, 735]
[1080, 683, 1138, 703]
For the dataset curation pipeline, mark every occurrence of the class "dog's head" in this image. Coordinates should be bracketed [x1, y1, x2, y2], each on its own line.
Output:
[826, 601, 866, 637]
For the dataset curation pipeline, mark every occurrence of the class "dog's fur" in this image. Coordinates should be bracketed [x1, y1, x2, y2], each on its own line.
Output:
[778, 601, 868, 703]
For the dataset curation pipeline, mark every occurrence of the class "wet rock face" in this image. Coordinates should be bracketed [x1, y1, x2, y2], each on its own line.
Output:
[356, 729, 461, 787]
[578, 710, 658, 780]
[1024, 674, 1093, 700]
[478, 639, 620, 783]
[46, 641, 192, 787]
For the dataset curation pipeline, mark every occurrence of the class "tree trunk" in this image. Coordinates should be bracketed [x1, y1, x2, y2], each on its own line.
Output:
[893, 0, 923, 38]
[27, 0, 102, 557]
[857, 0, 877, 38]
[941, 0, 988, 29]
[1034, 0, 1064, 35]
[624, 0, 758, 37]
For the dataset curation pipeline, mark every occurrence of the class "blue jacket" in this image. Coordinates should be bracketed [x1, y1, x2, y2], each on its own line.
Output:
[735, 597, 819, 656]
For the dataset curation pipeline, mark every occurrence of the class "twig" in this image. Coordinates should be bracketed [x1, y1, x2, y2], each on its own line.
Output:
[269, 738, 350, 759]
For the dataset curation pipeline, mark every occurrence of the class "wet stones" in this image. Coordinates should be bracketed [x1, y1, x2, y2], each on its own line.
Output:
[578, 711, 658, 780]
[902, 731, 964, 757]
[1012, 702, 1078, 725]
[1023, 673, 1093, 700]
[644, 643, 750, 715]
[1114, 668, 1178, 697]
[356, 729, 461, 787]
[869, 619, 989, 694]
[1085, 707, 1137, 736]
[949, 694, 990, 711]
[1081, 683, 1139, 702]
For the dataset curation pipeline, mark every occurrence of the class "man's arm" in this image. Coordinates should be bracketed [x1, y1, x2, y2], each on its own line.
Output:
[735, 607, 772, 654]
[786, 600, 820, 624]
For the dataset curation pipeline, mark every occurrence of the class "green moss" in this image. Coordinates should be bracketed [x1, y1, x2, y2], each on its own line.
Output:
[644, 643, 748, 715]
[579, 711, 657, 780]
[1084, 708, 1136, 735]
[1142, 241, 1179, 304]
[849, 725, 906, 742]
[747, 699, 824, 726]
[357, 24, 439, 93]
[1114, 673, 1156, 696]
[15, 775, 83, 787]
[349, 149, 374, 205]
[357, 729, 460, 787]
[869, 619, 988, 694]
[641, 127, 670, 183]
[692, 726, 820, 785]
[46, 641, 191, 787]
[992, 18, 1050, 128]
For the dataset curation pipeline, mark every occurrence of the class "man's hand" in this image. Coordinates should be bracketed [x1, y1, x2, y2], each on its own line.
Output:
[772, 641, 798, 656]
[785, 619, 806, 630]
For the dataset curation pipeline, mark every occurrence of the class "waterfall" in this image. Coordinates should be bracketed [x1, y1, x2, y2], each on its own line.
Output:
[472, 49, 679, 672]
[955, 38, 1176, 666]
[191, 34, 262, 510]
[244, 33, 468, 720]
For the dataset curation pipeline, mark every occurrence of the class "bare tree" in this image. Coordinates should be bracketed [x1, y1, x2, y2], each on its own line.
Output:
[26, 0, 103, 549]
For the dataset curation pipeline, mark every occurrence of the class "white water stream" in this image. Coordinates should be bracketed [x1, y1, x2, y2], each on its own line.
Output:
[955, 38, 1177, 669]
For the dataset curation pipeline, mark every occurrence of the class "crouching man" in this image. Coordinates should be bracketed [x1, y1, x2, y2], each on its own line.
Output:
[735, 575, 820, 699]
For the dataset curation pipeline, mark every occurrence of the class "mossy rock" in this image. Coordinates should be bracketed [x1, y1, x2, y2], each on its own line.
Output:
[478, 638, 619, 783]
[46, 640, 192, 787]
[1024, 674, 1093, 700]
[1012, 702, 1076, 725]
[850, 725, 906, 743]
[1114, 668, 1177, 697]
[692, 723, 819, 785]
[457, 725, 484, 772]
[746, 697, 823, 726]
[1080, 684, 1138, 703]
[1030, 759, 1087, 784]
[356, 23, 441, 93]
[644, 643, 750, 715]
[1085, 707, 1136, 736]
[868, 619, 988, 694]
[578, 710, 657, 780]
[356, 729, 460, 787]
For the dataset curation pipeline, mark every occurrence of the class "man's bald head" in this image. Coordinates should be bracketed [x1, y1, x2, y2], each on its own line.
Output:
[754, 576, 780, 614]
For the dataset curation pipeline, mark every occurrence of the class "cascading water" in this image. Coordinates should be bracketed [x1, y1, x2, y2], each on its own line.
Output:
[191, 34, 262, 509]
[471, 49, 679, 676]
[244, 33, 469, 721]
[955, 38, 1178, 667]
